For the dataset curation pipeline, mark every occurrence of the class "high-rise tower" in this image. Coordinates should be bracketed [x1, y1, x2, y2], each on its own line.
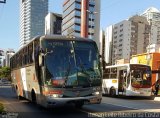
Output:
[20, 0, 48, 48]
[62, 0, 100, 49]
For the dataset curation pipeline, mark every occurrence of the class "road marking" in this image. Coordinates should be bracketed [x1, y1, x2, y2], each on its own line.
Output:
[142, 109, 160, 112]
[102, 102, 160, 112]
[78, 109, 103, 118]
[102, 102, 139, 110]
[78, 106, 160, 118]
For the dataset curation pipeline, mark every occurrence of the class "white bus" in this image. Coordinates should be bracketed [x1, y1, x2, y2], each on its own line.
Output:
[102, 64, 152, 96]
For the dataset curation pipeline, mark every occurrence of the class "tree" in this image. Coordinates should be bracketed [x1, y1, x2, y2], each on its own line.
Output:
[0, 67, 11, 81]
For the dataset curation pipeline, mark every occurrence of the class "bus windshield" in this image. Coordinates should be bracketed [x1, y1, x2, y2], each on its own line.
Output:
[42, 40, 101, 88]
[130, 65, 151, 88]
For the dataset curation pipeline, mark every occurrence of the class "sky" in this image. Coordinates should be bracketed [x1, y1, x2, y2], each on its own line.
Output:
[0, 0, 160, 51]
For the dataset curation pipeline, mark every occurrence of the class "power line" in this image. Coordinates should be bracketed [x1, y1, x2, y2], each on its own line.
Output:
[0, 2, 5, 21]
[101, 0, 121, 13]
[0, 0, 6, 4]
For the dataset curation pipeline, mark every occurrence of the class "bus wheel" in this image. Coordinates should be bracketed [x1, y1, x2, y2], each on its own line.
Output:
[110, 88, 116, 96]
[31, 90, 37, 104]
[16, 87, 22, 100]
[75, 101, 84, 108]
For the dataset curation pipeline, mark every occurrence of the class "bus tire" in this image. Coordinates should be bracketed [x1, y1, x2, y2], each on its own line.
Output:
[110, 88, 116, 96]
[75, 101, 84, 108]
[16, 86, 22, 100]
[31, 90, 37, 104]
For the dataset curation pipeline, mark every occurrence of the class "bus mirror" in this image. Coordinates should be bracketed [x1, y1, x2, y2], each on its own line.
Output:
[39, 48, 44, 54]
[123, 72, 126, 78]
[45, 48, 53, 55]
[39, 55, 44, 66]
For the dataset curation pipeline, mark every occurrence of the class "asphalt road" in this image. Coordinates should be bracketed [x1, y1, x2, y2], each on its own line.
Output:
[0, 85, 160, 118]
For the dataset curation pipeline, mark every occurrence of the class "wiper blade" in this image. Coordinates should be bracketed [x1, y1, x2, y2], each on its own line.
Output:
[63, 66, 71, 87]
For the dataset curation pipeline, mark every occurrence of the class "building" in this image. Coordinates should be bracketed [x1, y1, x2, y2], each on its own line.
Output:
[20, 0, 48, 48]
[141, 7, 160, 54]
[0, 49, 4, 67]
[5, 49, 15, 67]
[105, 15, 150, 65]
[62, 0, 100, 49]
[141, 7, 160, 44]
[99, 30, 106, 69]
[105, 25, 113, 65]
[128, 15, 150, 54]
[45, 12, 62, 35]
[111, 20, 131, 64]
[99, 30, 104, 57]
[0, 49, 15, 67]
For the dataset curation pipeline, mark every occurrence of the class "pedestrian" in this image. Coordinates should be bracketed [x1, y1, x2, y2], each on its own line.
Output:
[153, 79, 160, 95]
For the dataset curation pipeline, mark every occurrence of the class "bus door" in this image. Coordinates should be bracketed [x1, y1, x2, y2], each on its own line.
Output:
[118, 70, 127, 94]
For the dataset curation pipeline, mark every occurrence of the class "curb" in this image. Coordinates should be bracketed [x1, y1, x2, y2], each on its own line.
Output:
[154, 97, 160, 101]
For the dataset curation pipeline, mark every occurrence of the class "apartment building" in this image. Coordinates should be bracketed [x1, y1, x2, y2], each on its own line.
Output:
[45, 12, 62, 35]
[141, 7, 160, 53]
[105, 15, 150, 65]
[19, 0, 48, 48]
[62, 0, 100, 49]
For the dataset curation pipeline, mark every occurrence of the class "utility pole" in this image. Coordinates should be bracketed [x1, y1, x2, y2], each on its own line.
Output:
[86, 10, 98, 39]
[0, 0, 6, 3]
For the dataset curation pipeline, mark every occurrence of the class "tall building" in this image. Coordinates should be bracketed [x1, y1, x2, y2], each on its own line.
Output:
[141, 7, 160, 53]
[0, 49, 4, 67]
[45, 12, 62, 35]
[99, 30, 105, 69]
[20, 0, 48, 48]
[111, 20, 131, 64]
[0, 49, 15, 67]
[62, 0, 100, 49]
[105, 26, 113, 64]
[5, 49, 15, 67]
[141, 7, 160, 44]
[105, 15, 150, 64]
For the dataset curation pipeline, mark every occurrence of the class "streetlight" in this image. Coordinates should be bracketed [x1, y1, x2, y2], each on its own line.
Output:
[86, 10, 98, 39]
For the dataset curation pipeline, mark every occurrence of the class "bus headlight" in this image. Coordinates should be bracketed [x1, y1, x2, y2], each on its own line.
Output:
[48, 94, 63, 98]
[92, 91, 100, 95]
[93, 87, 101, 91]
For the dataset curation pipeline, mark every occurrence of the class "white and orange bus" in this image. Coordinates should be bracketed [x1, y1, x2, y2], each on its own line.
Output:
[10, 35, 102, 108]
[102, 64, 152, 96]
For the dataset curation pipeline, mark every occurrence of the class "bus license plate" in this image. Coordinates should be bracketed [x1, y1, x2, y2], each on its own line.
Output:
[90, 98, 97, 103]
[140, 92, 144, 94]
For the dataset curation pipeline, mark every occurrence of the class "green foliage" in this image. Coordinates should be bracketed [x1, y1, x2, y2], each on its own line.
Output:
[0, 67, 11, 81]
[0, 103, 4, 113]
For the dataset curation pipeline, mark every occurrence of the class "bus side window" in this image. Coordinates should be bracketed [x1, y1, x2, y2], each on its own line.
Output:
[111, 68, 117, 78]
[103, 68, 110, 79]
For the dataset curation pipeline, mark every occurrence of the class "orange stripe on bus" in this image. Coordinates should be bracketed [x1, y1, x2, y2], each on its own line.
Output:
[15, 70, 23, 96]
[43, 90, 63, 95]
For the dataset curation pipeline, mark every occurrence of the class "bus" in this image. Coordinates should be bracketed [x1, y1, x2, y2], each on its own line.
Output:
[10, 35, 102, 108]
[102, 64, 152, 96]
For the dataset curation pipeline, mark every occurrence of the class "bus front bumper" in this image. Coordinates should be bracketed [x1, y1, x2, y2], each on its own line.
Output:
[45, 95, 102, 108]
[126, 89, 151, 96]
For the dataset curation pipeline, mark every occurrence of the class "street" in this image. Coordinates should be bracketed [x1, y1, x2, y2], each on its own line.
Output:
[0, 85, 160, 118]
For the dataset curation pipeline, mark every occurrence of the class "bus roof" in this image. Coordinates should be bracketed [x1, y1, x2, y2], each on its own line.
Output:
[12, 35, 96, 57]
[40, 35, 95, 42]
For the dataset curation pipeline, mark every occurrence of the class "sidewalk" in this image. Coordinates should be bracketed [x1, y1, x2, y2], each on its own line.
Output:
[151, 95, 160, 101]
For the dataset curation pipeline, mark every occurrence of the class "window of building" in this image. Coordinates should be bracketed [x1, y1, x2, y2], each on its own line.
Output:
[119, 44, 122, 47]
[120, 24, 123, 27]
[120, 29, 123, 32]
[110, 68, 117, 78]
[119, 34, 123, 37]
